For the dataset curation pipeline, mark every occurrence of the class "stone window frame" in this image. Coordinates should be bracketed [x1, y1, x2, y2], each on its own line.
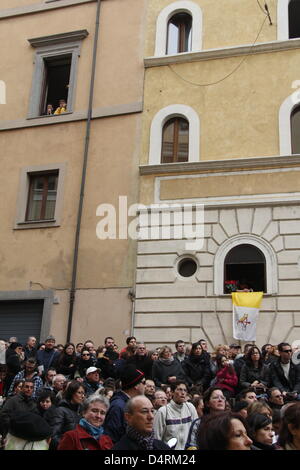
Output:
[214, 234, 278, 295]
[154, 1, 202, 56]
[149, 104, 200, 165]
[27, 30, 88, 119]
[279, 89, 300, 155]
[15, 162, 66, 230]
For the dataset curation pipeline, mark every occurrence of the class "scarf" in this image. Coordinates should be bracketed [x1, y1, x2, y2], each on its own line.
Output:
[79, 418, 104, 440]
[126, 425, 155, 450]
[159, 357, 174, 366]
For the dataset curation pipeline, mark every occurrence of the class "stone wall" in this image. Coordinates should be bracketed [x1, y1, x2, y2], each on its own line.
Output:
[133, 204, 300, 350]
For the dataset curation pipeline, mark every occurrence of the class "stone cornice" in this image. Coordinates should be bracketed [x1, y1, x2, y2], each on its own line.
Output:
[28, 29, 89, 48]
[144, 38, 300, 68]
[0, 102, 143, 131]
[139, 155, 300, 175]
[0, 0, 96, 20]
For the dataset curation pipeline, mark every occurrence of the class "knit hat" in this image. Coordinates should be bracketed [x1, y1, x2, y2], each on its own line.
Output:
[9, 412, 52, 441]
[45, 335, 56, 342]
[120, 365, 144, 390]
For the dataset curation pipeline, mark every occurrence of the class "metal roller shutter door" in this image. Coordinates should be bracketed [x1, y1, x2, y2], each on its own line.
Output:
[0, 300, 43, 344]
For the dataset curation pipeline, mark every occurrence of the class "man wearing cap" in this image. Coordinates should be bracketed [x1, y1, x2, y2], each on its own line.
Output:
[113, 396, 169, 450]
[36, 335, 60, 373]
[104, 365, 145, 443]
[83, 367, 103, 397]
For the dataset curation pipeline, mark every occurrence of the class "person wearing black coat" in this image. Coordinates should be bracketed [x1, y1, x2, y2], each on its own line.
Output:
[56, 343, 78, 379]
[269, 342, 300, 395]
[239, 346, 270, 391]
[127, 343, 153, 379]
[47, 380, 84, 449]
[182, 342, 212, 390]
[5, 342, 24, 393]
[112, 395, 170, 450]
[0, 379, 38, 437]
[75, 349, 96, 378]
[152, 346, 187, 387]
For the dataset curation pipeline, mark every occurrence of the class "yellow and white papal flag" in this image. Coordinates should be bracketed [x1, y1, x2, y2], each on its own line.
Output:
[232, 292, 263, 341]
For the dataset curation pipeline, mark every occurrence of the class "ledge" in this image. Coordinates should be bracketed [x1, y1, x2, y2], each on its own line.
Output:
[28, 29, 89, 48]
[0, 101, 143, 131]
[0, 0, 96, 20]
[15, 220, 59, 230]
[139, 154, 300, 175]
[144, 38, 300, 68]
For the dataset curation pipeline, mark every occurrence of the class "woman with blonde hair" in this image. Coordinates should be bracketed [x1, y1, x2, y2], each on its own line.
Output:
[247, 400, 273, 419]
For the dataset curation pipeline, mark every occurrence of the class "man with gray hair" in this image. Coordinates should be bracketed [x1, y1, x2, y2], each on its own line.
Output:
[113, 396, 169, 450]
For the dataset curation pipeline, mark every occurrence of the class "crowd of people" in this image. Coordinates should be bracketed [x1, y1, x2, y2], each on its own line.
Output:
[0, 334, 300, 451]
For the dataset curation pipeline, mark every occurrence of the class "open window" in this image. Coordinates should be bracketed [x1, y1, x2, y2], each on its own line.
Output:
[224, 244, 266, 293]
[28, 30, 88, 118]
[289, 0, 300, 38]
[291, 105, 300, 154]
[166, 13, 192, 54]
[39, 55, 71, 116]
[161, 117, 189, 163]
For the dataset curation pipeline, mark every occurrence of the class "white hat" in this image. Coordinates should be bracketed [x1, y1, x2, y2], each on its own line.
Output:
[86, 367, 100, 376]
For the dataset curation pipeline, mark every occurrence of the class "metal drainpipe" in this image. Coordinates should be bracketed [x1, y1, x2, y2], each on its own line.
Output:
[66, 0, 102, 341]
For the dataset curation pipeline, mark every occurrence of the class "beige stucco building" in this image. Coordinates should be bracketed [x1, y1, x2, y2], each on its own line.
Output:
[0, 0, 146, 346]
[1, 0, 300, 352]
[133, 0, 300, 350]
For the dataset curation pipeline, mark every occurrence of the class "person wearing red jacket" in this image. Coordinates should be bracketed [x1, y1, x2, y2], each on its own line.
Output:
[58, 395, 113, 450]
[215, 355, 238, 399]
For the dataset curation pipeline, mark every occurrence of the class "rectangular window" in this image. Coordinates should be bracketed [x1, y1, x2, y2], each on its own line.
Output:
[15, 163, 66, 229]
[28, 30, 88, 118]
[26, 172, 58, 221]
[40, 55, 71, 116]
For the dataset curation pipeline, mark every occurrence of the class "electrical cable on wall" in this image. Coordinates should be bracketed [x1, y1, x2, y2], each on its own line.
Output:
[167, 14, 269, 87]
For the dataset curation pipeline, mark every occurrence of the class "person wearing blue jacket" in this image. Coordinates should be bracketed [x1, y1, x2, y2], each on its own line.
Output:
[104, 365, 145, 443]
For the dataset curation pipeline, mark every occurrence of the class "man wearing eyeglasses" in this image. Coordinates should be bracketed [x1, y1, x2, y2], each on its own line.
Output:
[269, 342, 300, 400]
[267, 387, 284, 410]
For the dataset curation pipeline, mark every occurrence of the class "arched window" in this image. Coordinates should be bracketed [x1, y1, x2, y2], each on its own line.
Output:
[289, 0, 300, 38]
[166, 13, 192, 54]
[224, 244, 266, 293]
[291, 105, 300, 154]
[161, 117, 189, 163]
[148, 104, 200, 165]
[214, 235, 278, 295]
[155, 1, 202, 56]
[279, 91, 300, 155]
